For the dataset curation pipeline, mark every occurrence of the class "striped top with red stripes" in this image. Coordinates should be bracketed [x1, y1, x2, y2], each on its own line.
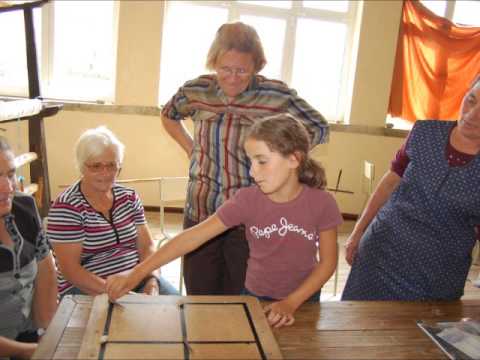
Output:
[47, 181, 147, 295]
[162, 74, 329, 222]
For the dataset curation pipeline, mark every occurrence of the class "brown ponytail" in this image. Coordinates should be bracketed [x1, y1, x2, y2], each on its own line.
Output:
[299, 158, 326, 189]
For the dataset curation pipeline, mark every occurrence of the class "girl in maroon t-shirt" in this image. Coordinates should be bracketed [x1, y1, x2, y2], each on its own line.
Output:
[106, 114, 342, 328]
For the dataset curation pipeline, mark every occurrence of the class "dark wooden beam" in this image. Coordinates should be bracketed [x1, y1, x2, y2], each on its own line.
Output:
[23, 3, 51, 216]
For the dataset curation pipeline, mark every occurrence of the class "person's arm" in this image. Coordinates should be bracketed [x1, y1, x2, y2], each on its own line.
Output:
[135, 224, 161, 295]
[287, 89, 329, 146]
[264, 227, 338, 328]
[52, 242, 106, 295]
[0, 336, 36, 359]
[345, 170, 401, 265]
[106, 214, 228, 301]
[32, 252, 58, 329]
[161, 115, 194, 157]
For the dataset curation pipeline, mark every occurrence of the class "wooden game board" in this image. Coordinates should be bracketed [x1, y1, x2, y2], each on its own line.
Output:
[77, 294, 283, 359]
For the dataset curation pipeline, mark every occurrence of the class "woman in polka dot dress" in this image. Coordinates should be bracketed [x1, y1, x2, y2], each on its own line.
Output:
[342, 76, 480, 301]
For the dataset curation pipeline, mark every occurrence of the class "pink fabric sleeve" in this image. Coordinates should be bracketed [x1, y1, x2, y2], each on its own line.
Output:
[316, 192, 343, 231]
[216, 188, 251, 228]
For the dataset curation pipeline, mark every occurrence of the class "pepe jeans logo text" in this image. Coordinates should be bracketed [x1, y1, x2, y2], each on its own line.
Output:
[249, 217, 317, 241]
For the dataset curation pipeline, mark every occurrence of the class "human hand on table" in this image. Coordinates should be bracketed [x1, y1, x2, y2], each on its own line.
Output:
[263, 300, 296, 328]
[105, 271, 137, 302]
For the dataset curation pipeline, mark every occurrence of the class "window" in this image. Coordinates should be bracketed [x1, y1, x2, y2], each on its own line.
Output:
[0, 1, 117, 102]
[421, 0, 480, 26]
[0, 9, 39, 97]
[158, 1, 358, 122]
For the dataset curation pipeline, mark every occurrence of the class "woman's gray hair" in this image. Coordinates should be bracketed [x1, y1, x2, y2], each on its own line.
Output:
[206, 22, 266, 73]
[75, 126, 125, 172]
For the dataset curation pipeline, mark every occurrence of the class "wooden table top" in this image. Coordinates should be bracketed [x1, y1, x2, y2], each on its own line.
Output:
[33, 295, 480, 359]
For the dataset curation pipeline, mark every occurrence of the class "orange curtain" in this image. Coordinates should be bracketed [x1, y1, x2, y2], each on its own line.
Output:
[388, 0, 480, 122]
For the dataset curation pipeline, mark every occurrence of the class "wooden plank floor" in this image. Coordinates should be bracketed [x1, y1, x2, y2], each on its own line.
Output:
[146, 211, 480, 300]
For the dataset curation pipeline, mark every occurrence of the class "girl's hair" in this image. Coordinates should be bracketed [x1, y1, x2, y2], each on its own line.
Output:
[206, 22, 266, 73]
[75, 126, 125, 173]
[246, 113, 327, 189]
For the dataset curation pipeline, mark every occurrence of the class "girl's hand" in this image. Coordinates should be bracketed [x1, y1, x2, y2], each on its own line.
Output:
[263, 300, 296, 328]
[142, 277, 159, 296]
[345, 232, 362, 266]
[106, 272, 135, 302]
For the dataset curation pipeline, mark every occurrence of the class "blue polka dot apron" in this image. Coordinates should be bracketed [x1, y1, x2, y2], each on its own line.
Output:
[342, 121, 480, 300]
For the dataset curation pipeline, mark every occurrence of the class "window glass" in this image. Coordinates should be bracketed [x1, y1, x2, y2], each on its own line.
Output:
[237, 1, 291, 9]
[303, 0, 349, 12]
[0, 6, 40, 97]
[292, 18, 347, 120]
[239, 15, 285, 79]
[0, 11, 28, 96]
[158, 3, 227, 105]
[420, 0, 447, 17]
[48, 0, 116, 101]
[452, 0, 480, 26]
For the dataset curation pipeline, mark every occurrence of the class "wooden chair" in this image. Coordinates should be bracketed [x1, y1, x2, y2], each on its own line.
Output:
[156, 177, 189, 244]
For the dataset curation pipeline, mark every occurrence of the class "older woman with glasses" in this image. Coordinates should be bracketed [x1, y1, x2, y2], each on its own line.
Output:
[47, 126, 177, 297]
[161, 22, 329, 296]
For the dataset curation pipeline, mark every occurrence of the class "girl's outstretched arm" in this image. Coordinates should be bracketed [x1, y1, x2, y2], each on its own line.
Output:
[106, 214, 228, 301]
[264, 227, 338, 328]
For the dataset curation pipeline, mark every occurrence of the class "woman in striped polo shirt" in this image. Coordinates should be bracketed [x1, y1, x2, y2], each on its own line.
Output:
[47, 127, 177, 297]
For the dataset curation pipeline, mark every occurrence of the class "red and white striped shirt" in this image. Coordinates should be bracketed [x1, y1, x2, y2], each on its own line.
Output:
[47, 181, 146, 295]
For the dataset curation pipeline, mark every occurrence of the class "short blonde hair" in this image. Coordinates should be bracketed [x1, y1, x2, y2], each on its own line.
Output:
[206, 22, 266, 73]
[75, 126, 125, 173]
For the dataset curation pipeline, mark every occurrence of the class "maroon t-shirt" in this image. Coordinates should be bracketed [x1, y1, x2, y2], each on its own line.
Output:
[217, 185, 342, 299]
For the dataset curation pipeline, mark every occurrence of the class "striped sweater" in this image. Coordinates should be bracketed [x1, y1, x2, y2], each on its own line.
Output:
[47, 181, 146, 295]
[162, 74, 329, 222]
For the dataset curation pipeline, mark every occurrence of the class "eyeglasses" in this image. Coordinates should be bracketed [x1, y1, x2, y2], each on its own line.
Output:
[217, 66, 251, 78]
[84, 162, 120, 173]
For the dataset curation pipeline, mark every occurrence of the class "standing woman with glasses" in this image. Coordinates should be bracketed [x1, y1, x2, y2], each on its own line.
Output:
[47, 126, 177, 297]
[161, 22, 329, 296]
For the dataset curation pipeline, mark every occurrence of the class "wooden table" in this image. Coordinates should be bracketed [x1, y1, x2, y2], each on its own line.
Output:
[34, 295, 480, 359]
